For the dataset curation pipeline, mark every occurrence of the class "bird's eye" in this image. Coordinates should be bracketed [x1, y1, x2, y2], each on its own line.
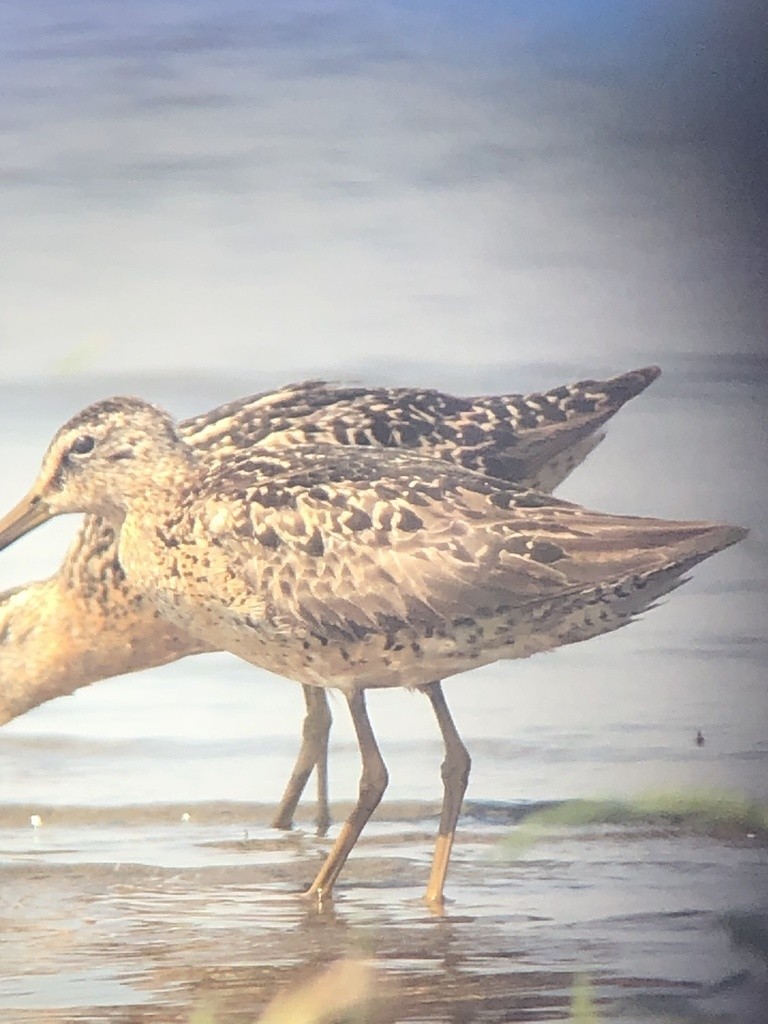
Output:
[69, 435, 95, 457]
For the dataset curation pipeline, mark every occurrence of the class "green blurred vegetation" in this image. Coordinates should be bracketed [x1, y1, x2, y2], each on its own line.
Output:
[570, 973, 600, 1023]
[496, 790, 768, 859]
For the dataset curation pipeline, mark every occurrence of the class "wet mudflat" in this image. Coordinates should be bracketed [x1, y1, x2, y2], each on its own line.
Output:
[1, 800, 766, 1023]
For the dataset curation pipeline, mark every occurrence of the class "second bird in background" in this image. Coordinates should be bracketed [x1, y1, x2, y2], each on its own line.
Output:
[0, 368, 744, 904]
[0, 366, 659, 834]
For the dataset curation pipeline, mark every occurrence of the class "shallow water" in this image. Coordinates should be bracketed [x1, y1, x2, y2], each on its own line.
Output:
[1, 365, 765, 1024]
[1, 802, 767, 1023]
[1, 2, 767, 1021]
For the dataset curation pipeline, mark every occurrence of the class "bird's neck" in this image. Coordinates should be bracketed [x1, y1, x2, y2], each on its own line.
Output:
[0, 574, 211, 725]
[100, 450, 202, 526]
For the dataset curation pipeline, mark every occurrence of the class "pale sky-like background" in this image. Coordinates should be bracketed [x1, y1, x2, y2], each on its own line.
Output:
[0, 0, 765, 392]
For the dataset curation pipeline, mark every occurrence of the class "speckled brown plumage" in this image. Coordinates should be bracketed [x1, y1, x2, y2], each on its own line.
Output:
[106, 436, 741, 693]
[0, 367, 658, 836]
[0, 366, 660, 718]
[0, 391, 745, 903]
[182, 367, 661, 492]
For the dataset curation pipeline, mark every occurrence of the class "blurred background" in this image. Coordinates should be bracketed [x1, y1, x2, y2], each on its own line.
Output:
[0, 0, 765, 388]
[1, 9, 767, 1019]
[0, 1, 765, 808]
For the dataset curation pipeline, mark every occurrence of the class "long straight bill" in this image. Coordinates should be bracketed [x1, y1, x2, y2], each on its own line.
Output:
[0, 490, 51, 551]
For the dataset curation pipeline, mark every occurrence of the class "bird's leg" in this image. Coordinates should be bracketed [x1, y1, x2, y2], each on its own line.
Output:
[304, 688, 388, 900]
[271, 685, 333, 835]
[312, 692, 332, 836]
[420, 680, 471, 906]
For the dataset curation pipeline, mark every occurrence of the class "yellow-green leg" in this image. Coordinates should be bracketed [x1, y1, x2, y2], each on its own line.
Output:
[421, 680, 471, 906]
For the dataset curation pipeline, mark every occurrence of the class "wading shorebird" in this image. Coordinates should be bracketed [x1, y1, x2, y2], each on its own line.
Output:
[0, 394, 745, 905]
[0, 369, 660, 834]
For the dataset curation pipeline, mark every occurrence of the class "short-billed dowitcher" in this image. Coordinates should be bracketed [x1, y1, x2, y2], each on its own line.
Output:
[0, 368, 659, 833]
[0, 392, 744, 905]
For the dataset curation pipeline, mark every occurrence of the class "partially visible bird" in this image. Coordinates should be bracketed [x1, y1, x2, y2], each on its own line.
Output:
[0, 390, 744, 904]
[0, 367, 659, 832]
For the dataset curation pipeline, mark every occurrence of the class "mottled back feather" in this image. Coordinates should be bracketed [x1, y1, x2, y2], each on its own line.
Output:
[0, 366, 662, 717]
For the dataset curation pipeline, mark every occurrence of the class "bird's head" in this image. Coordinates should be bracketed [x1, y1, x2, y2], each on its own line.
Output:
[0, 396, 194, 550]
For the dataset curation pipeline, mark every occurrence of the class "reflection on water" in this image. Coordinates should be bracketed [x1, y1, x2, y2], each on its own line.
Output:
[0, 803, 766, 1022]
